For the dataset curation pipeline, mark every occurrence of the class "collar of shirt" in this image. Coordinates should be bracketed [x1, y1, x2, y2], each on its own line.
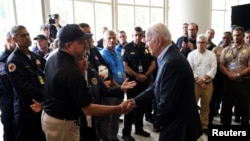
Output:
[157, 44, 172, 65]
[232, 42, 245, 49]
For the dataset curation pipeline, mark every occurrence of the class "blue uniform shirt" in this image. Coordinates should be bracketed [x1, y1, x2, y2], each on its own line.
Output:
[101, 47, 125, 84]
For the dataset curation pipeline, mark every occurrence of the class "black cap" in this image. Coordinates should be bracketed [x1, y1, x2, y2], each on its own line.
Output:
[34, 34, 48, 40]
[58, 24, 92, 43]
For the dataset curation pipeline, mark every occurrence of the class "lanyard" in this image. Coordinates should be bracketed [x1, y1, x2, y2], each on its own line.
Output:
[231, 47, 241, 59]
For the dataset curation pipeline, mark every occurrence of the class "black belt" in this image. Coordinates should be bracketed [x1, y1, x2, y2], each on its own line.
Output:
[45, 112, 78, 121]
[225, 77, 250, 83]
[235, 77, 250, 83]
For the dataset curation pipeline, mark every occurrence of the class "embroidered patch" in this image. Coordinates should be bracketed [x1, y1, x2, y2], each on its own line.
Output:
[8, 63, 16, 72]
[242, 49, 247, 55]
[91, 77, 98, 85]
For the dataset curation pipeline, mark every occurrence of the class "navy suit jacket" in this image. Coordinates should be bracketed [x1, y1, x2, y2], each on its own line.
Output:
[134, 44, 202, 141]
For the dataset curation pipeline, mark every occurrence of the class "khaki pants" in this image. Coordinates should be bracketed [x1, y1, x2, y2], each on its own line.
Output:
[195, 82, 213, 129]
[41, 111, 80, 141]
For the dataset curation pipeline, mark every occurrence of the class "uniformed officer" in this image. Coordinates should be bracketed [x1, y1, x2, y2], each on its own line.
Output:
[77, 54, 136, 141]
[220, 26, 250, 125]
[78, 22, 118, 88]
[122, 26, 156, 141]
[41, 24, 134, 141]
[0, 31, 16, 141]
[6, 25, 46, 141]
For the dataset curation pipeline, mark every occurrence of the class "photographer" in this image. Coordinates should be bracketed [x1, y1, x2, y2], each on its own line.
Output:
[180, 23, 198, 57]
[48, 14, 61, 42]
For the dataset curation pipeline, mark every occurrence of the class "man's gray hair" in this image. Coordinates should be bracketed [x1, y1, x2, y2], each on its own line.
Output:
[10, 25, 26, 37]
[146, 23, 172, 41]
[197, 34, 208, 42]
[103, 30, 116, 39]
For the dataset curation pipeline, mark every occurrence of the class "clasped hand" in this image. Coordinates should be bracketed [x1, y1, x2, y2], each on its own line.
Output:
[119, 99, 137, 114]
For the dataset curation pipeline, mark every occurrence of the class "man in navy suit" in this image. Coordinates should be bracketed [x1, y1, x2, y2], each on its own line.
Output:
[130, 23, 202, 141]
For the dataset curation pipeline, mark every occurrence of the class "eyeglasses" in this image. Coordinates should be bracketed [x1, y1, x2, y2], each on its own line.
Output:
[119, 35, 127, 38]
[197, 41, 207, 44]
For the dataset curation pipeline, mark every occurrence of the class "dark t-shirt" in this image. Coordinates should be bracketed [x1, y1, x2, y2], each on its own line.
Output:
[43, 50, 92, 120]
[122, 41, 154, 80]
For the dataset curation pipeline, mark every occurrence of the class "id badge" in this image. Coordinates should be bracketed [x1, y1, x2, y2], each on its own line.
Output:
[230, 62, 236, 71]
[118, 71, 122, 78]
[138, 65, 143, 73]
[38, 75, 44, 85]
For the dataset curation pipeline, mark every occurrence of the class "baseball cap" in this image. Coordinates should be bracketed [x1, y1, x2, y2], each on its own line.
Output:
[34, 34, 48, 40]
[58, 24, 92, 43]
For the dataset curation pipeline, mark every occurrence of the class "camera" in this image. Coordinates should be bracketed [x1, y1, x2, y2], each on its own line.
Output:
[48, 15, 55, 24]
[183, 36, 188, 43]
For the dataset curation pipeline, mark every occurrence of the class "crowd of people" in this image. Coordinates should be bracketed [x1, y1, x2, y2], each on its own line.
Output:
[0, 14, 250, 141]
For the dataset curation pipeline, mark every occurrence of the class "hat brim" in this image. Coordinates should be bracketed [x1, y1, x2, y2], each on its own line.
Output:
[34, 37, 47, 40]
[77, 33, 93, 41]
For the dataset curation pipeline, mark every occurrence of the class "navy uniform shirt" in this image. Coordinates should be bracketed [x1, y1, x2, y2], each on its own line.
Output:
[122, 41, 154, 80]
[43, 50, 92, 120]
[0, 48, 14, 113]
[87, 67, 123, 104]
[6, 47, 46, 122]
[88, 46, 114, 82]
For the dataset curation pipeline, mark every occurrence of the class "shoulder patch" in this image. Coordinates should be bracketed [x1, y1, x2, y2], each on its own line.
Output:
[91, 77, 98, 85]
[8, 63, 16, 72]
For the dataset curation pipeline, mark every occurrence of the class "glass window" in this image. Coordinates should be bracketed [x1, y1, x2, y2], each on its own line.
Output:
[95, 3, 112, 41]
[150, 0, 163, 7]
[212, 0, 226, 10]
[117, 0, 133, 4]
[135, 0, 149, 6]
[150, 8, 164, 23]
[117, 5, 134, 41]
[239, 0, 250, 5]
[0, 0, 12, 49]
[95, 0, 111, 2]
[211, 11, 225, 45]
[74, 1, 95, 33]
[135, 6, 149, 29]
[15, 0, 43, 41]
[226, 0, 238, 10]
[168, 0, 174, 7]
[224, 10, 232, 31]
[50, 0, 72, 26]
[168, 7, 179, 41]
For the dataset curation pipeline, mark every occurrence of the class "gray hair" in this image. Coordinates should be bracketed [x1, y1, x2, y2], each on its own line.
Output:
[197, 34, 208, 42]
[103, 30, 116, 39]
[10, 25, 26, 37]
[146, 23, 172, 41]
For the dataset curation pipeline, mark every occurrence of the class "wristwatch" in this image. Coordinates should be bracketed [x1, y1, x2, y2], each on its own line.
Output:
[202, 78, 206, 82]
[202, 78, 211, 84]
[237, 73, 241, 77]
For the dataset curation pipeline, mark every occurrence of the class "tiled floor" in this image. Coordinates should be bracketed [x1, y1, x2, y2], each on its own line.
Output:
[118, 119, 159, 141]
[117, 115, 206, 141]
[0, 113, 240, 141]
[117, 114, 241, 141]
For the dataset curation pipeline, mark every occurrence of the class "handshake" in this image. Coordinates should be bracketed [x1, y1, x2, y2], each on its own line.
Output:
[119, 99, 137, 114]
